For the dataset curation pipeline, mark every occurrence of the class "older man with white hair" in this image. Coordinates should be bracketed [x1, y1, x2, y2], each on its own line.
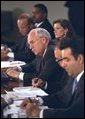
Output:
[6, 28, 67, 94]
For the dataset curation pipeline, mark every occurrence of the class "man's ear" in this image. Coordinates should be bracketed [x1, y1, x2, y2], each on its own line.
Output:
[78, 54, 84, 64]
[54, 47, 62, 59]
[41, 37, 47, 44]
[43, 13, 47, 19]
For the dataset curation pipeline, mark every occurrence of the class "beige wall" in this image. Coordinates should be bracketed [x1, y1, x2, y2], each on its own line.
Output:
[1, 1, 68, 24]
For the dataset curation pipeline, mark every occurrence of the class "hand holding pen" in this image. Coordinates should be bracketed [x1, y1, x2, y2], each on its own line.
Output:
[20, 98, 35, 109]
[20, 98, 41, 118]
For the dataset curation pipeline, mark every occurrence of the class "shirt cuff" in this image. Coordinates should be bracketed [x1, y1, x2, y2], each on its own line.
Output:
[37, 97, 44, 105]
[8, 48, 12, 52]
[19, 72, 24, 80]
[7, 52, 14, 61]
[39, 109, 44, 118]
[17, 66, 22, 72]
[44, 81, 48, 90]
[39, 106, 48, 118]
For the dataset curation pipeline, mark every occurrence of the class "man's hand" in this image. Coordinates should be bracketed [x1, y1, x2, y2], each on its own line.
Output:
[32, 78, 46, 89]
[1, 47, 10, 54]
[32, 78, 38, 87]
[20, 98, 40, 109]
[1, 51, 9, 61]
[6, 68, 20, 79]
[20, 99, 31, 109]
[20, 98, 41, 118]
[26, 102, 41, 118]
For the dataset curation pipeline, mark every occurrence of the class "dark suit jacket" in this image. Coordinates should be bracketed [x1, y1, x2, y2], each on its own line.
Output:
[11, 36, 35, 63]
[1, 71, 10, 88]
[21, 45, 67, 94]
[37, 19, 55, 40]
[42, 73, 84, 118]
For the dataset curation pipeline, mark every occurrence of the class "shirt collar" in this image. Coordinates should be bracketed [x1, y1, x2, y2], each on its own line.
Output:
[76, 70, 84, 82]
[43, 48, 47, 57]
[35, 21, 43, 27]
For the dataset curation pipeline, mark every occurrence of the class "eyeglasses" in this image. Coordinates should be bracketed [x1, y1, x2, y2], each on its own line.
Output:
[56, 57, 67, 64]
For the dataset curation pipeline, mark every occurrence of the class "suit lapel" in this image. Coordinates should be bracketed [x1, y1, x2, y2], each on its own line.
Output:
[69, 73, 84, 106]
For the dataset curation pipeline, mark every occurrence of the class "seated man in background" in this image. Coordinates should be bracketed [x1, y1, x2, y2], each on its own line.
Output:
[6, 28, 67, 94]
[1, 13, 35, 63]
[31, 3, 55, 40]
[20, 37, 84, 118]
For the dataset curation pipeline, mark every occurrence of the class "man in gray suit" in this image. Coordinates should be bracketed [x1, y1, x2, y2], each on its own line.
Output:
[1, 13, 35, 63]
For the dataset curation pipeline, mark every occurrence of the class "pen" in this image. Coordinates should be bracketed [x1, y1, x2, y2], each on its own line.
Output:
[28, 98, 33, 103]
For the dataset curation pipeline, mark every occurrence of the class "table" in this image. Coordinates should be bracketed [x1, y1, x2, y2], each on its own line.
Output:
[1, 86, 48, 118]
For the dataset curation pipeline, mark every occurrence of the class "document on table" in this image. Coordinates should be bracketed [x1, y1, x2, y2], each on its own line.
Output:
[2, 86, 48, 118]
[5, 86, 48, 100]
[3, 104, 27, 118]
[3, 103, 48, 118]
[1, 61, 26, 68]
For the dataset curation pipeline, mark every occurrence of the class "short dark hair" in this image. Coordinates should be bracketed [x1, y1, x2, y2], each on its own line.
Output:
[60, 37, 84, 58]
[34, 4, 48, 15]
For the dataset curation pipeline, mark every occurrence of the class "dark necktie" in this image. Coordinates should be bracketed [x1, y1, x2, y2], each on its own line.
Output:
[39, 57, 45, 74]
[72, 79, 78, 94]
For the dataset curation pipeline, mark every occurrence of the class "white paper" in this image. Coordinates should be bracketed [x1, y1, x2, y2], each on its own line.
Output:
[1, 61, 26, 68]
[2, 87, 48, 118]
[5, 87, 48, 100]
[3, 105, 27, 118]
[4, 105, 20, 115]
[13, 100, 23, 106]
[13, 86, 42, 92]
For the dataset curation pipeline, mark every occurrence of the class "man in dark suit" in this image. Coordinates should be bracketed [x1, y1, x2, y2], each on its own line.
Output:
[20, 37, 84, 118]
[65, 1, 84, 38]
[31, 4, 55, 40]
[1, 13, 35, 63]
[6, 28, 67, 94]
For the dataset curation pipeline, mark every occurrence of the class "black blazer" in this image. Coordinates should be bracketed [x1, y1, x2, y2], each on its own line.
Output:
[37, 19, 55, 39]
[42, 73, 84, 118]
[1, 71, 10, 88]
[10, 37, 35, 63]
[21, 46, 67, 94]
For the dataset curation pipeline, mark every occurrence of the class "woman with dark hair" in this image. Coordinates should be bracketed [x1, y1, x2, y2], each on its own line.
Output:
[53, 19, 76, 46]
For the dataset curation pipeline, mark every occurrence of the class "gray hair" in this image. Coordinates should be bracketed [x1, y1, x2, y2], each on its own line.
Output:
[37, 28, 51, 40]
[31, 28, 51, 41]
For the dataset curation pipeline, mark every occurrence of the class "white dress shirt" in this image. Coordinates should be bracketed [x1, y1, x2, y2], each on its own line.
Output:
[35, 22, 43, 28]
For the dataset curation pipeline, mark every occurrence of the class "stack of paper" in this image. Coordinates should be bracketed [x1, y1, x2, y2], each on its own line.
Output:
[5, 86, 48, 100]
[1, 61, 26, 68]
[2, 87, 48, 118]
